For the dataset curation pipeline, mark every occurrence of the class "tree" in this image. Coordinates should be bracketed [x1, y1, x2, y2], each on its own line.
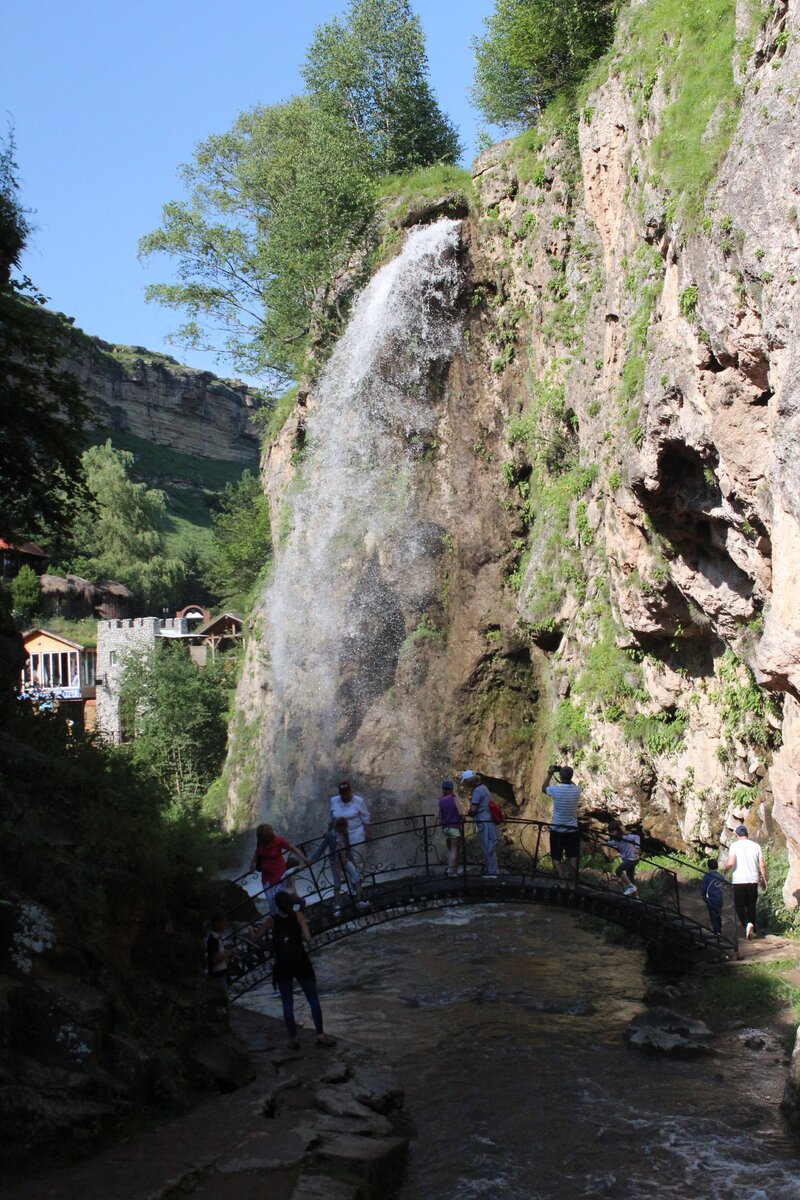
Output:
[205, 470, 271, 607]
[0, 133, 90, 542]
[472, 0, 619, 129]
[63, 440, 184, 610]
[10, 563, 40, 625]
[119, 641, 231, 808]
[139, 98, 375, 387]
[303, 0, 461, 175]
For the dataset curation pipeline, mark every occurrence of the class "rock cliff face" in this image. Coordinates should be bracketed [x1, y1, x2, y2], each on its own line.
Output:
[69, 332, 260, 463]
[229, 0, 800, 906]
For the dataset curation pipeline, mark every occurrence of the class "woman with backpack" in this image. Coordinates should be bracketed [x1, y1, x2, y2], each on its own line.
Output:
[255, 889, 336, 1050]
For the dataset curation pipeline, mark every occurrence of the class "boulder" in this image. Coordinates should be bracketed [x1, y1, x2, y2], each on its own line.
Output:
[625, 1007, 714, 1056]
[781, 1024, 800, 1129]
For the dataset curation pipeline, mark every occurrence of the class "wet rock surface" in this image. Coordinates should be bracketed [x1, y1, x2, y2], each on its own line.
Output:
[4, 1009, 410, 1200]
[626, 1006, 715, 1057]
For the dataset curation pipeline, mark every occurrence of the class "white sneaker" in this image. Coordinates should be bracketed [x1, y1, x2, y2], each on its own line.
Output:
[745, 922, 755, 939]
[624, 885, 638, 896]
[356, 900, 370, 911]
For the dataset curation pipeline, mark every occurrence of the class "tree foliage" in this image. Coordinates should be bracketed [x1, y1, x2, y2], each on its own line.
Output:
[140, 99, 375, 387]
[303, 0, 461, 174]
[10, 563, 40, 624]
[119, 641, 231, 809]
[205, 469, 271, 607]
[472, 0, 619, 128]
[63, 440, 184, 610]
[0, 133, 90, 541]
[141, 3, 460, 386]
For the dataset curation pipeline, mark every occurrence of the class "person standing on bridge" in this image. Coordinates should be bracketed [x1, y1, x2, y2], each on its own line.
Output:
[329, 780, 370, 849]
[438, 779, 464, 876]
[461, 770, 499, 877]
[251, 824, 310, 913]
[543, 764, 581, 885]
[725, 825, 767, 940]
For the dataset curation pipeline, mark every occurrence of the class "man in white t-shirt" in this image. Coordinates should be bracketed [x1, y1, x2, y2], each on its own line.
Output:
[725, 824, 767, 940]
[329, 780, 370, 846]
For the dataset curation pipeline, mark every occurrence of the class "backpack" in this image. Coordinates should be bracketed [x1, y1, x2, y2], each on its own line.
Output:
[271, 913, 306, 968]
[702, 873, 724, 909]
[488, 799, 505, 826]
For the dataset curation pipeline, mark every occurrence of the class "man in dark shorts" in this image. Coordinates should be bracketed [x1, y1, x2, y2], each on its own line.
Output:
[542, 764, 580, 883]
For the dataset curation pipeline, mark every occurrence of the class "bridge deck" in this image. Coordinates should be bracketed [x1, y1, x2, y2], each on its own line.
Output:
[227, 867, 735, 1000]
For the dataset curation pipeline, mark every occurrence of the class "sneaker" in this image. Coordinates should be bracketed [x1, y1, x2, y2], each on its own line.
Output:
[624, 885, 638, 896]
[745, 922, 755, 940]
[332, 906, 341, 918]
[355, 900, 371, 911]
[483, 873, 498, 879]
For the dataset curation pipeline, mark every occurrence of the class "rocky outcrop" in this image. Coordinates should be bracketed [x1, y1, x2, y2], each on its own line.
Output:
[67, 330, 261, 464]
[625, 1007, 714, 1056]
[228, 0, 800, 907]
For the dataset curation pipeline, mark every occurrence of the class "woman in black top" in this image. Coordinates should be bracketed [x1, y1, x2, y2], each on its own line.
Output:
[258, 889, 336, 1049]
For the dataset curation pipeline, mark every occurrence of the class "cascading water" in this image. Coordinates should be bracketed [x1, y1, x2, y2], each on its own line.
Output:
[262, 218, 463, 827]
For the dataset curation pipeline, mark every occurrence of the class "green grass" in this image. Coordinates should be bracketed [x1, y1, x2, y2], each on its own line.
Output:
[87, 429, 255, 495]
[689, 960, 800, 1030]
[620, 0, 750, 230]
[34, 616, 98, 646]
[377, 163, 475, 210]
[85, 430, 253, 565]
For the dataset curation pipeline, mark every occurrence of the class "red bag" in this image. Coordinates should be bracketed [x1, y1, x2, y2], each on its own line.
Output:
[488, 799, 505, 825]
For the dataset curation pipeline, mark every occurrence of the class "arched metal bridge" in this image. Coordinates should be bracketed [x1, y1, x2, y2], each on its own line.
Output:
[212, 815, 737, 1000]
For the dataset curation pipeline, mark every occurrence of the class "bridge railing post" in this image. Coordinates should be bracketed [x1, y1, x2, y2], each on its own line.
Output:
[461, 820, 469, 882]
[422, 814, 431, 879]
[532, 823, 541, 877]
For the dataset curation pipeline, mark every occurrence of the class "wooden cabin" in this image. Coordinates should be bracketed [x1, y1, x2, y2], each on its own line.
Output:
[20, 629, 97, 729]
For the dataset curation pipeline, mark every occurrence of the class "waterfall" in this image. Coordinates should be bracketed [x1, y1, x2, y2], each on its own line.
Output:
[262, 218, 463, 825]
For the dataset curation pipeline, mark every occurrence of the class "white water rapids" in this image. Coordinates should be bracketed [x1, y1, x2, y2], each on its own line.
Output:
[262, 218, 462, 821]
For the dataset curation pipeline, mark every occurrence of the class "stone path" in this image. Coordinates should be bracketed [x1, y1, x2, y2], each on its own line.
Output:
[4, 1010, 409, 1200]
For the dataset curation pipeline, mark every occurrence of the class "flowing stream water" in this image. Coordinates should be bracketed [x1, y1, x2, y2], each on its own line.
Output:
[244, 906, 800, 1199]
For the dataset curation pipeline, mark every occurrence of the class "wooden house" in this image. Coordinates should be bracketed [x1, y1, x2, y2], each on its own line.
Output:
[20, 629, 97, 729]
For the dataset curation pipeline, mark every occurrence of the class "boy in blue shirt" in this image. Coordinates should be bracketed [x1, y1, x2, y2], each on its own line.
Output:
[700, 858, 725, 935]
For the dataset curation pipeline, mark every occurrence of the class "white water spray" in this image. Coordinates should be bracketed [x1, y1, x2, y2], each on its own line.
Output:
[263, 218, 463, 818]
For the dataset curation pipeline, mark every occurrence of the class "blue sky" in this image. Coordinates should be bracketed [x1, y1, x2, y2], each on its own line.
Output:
[3, 0, 495, 382]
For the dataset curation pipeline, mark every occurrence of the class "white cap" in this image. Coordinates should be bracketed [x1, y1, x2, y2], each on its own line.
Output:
[460, 769, 476, 782]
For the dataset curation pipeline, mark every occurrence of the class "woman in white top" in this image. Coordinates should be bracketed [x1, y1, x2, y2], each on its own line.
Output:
[329, 780, 370, 846]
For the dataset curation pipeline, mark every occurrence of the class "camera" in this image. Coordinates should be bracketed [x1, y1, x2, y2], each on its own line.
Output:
[548, 764, 561, 773]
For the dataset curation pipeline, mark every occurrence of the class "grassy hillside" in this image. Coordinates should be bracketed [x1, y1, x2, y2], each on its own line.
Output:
[86, 428, 257, 559]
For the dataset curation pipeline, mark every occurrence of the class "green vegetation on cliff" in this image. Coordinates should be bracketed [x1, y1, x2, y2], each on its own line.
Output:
[473, 0, 619, 128]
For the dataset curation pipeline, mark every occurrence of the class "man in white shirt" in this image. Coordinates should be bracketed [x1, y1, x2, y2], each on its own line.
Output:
[329, 780, 370, 846]
[725, 824, 767, 940]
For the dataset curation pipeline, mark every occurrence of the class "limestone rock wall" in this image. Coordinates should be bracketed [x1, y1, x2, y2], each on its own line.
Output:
[69, 333, 260, 464]
[228, 0, 800, 907]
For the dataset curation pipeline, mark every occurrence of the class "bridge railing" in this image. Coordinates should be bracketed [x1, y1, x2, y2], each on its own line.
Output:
[209, 812, 730, 937]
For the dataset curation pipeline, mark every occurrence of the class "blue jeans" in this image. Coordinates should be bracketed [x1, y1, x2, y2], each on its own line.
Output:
[277, 974, 324, 1036]
[475, 819, 499, 874]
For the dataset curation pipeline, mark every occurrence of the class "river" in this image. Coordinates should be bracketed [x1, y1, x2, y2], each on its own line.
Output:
[243, 904, 800, 1199]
